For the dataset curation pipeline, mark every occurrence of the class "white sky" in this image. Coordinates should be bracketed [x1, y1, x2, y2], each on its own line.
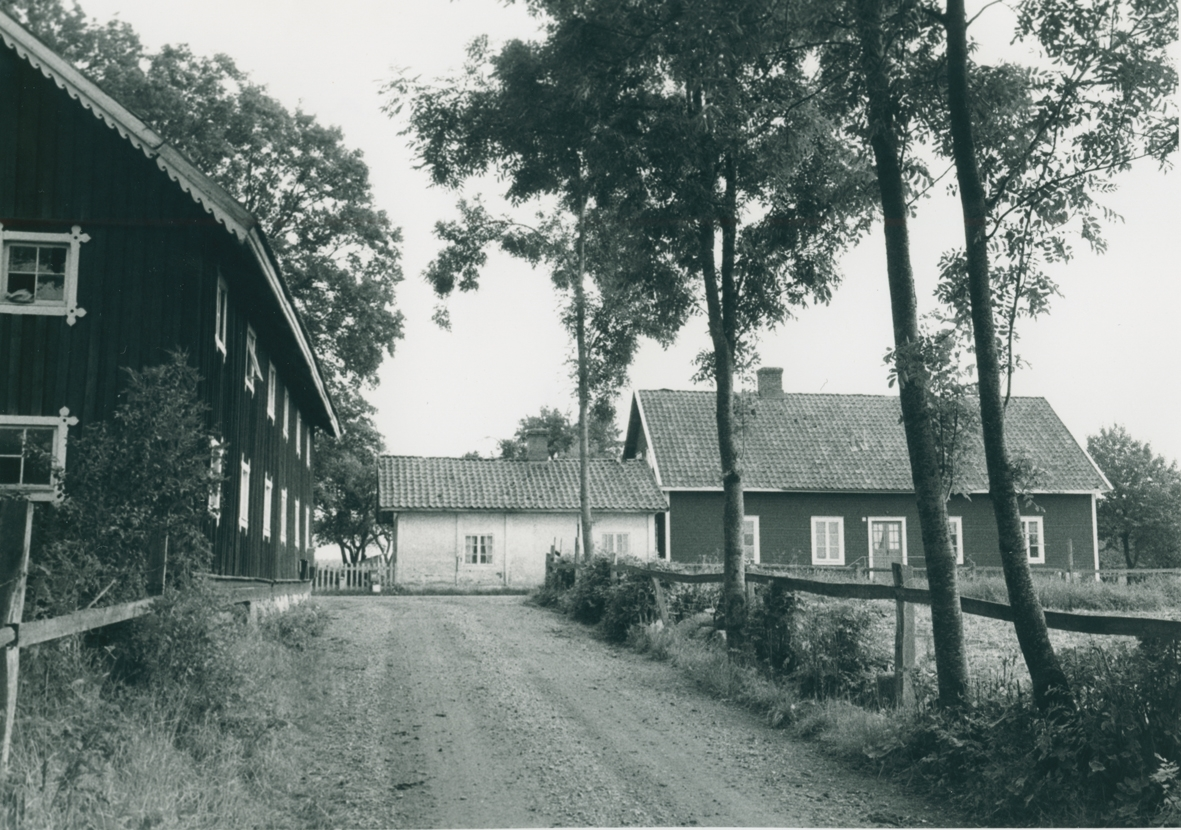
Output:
[80, 0, 1181, 466]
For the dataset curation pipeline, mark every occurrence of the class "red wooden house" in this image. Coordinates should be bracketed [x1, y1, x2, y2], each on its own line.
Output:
[624, 368, 1111, 573]
[0, 11, 339, 579]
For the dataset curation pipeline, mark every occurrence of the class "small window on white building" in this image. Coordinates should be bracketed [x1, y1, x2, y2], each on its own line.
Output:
[280, 488, 288, 545]
[267, 363, 276, 422]
[239, 457, 251, 532]
[1022, 516, 1045, 564]
[0, 411, 73, 501]
[245, 326, 261, 393]
[214, 274, 228, 356]
[811, 517, 844, 565]
[743, 516, 760, 563]
[0, 225, 89, 324]
[948, 516, 964, 564]
[465, 535, 492, 564]
[601, 533, 630, 555]
[263, 475, 273, 540]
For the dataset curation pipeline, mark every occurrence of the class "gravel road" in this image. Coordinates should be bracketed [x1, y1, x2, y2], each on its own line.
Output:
[288, 595, 955, 829]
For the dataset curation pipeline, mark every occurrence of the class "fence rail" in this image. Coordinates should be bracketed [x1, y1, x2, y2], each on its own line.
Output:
[311, 562, 395, 593]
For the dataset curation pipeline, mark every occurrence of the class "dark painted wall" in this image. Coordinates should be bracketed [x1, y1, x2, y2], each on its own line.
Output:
[1, 43, 316, 579]
[668, 490, 1095, 571]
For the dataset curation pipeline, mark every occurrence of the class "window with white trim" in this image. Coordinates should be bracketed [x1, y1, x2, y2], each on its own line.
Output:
[0, 410, 74, 501]
[295, 410, 302, 458]
[0, 224, 89, 324]
[306, 428, 312, 469]
[214, 275, 228, 356]
[306, 504, 312, 549]
[295, 497, 302, 553]
[869, 517, 907, 567]
[948, 516, 964, 565]
[811, 517, 844, 565]
[601, 533, 629, 555]
[263, 475, 273, 540]
[465, 535, 492, 564]
[279, 488, 288, 545]
[239, 457, 251, 531]
[1022, 516, 1045, 564]
[208, 438, 225, 521]
[245, 326, 261, 393]
[267, 363, 276, 422]
[283, 389, 289, 440]
[743, 516, 760, 563]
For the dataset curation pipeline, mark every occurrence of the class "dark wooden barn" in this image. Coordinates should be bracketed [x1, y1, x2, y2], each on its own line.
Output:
[0, 11, 340, 579]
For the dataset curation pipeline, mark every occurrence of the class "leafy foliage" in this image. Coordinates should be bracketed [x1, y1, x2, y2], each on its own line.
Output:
[496, 405, 619, 460]
[30, 352, 214, 615]
[1088, 425, 1181, 569]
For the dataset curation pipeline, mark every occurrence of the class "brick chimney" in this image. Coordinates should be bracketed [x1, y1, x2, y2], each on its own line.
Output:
[756, 367, 784, 398]
[525, 429, 549, 463]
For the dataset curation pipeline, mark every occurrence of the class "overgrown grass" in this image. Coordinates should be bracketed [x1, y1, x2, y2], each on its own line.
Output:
[952, 572, 1181, 612]
[4, 586, 331, 828]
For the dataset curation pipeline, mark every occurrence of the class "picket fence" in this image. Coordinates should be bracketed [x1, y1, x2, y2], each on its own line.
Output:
[311, 561, 396, 593]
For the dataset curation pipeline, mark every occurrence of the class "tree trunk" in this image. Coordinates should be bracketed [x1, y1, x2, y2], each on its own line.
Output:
[575, 190, 594, 565]
[944, 0, 1072, 711]
[703, 156, 746, 649]
[856, 0, 969, 707]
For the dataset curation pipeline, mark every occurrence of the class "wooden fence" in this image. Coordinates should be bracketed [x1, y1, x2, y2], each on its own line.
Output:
[0, 500, 310, 775]
[311, 561, 395, 593]
[614, 561, 1181, 707]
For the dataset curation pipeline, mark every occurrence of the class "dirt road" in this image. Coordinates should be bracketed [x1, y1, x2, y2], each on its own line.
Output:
[287, 596, 954, 828]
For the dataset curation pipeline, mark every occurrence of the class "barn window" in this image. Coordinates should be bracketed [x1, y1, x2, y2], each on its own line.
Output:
[465, 535, 492, 565]
[245, 326, 261, 393]
[279, 488, 288, 545]
[239, 457, 251, 532]
[1022, 516, 1045, 564]
[214, 275, 228, 356]
[811, 517, 844, 565]
[948, 516, 964, 564]
[263, 475, 274, 540]
[208, 438, 225, 521]
[0, 225, 89, 324]
[267, 363, 276, 422]
[0, 410, 75, 502]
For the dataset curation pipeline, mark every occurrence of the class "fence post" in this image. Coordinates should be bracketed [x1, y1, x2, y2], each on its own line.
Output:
[651, 577, 670, 626]
[0, 500, 33, 775]
[892, 563, 915, 708]
[147, 532, 168, 596]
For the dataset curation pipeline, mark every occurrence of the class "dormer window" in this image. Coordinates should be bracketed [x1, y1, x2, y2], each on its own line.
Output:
[0, 225, 89, 324]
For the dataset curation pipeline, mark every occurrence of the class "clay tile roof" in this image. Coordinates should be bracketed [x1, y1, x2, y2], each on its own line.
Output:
[377, 456, 668, 512]
[633, 390, 1108, 493]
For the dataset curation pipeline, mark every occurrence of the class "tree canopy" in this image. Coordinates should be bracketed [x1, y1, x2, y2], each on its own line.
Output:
[496, 405, 620, 461]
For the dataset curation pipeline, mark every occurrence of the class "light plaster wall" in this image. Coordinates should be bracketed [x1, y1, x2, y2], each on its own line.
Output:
[394, 511, 657, 587]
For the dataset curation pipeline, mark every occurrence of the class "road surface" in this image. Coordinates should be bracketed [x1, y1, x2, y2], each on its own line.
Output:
[287, 595, 954, 828]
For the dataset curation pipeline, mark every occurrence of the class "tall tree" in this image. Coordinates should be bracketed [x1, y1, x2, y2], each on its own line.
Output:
[1088, 426, 1181, 570]
[938, 0, 1176, 709]
[392, 33, 689, 564]
[510, 0, 872, 645]
[497, 405, 620, 460]
[820, 0, 970, 706]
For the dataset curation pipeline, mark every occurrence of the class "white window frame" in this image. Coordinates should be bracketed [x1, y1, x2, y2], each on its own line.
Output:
[214, 274, 228, 357]
[239, 457, 251, 532]
[0, 224, 89, 325]
[0, 408, 75, 502]
[263, 475, 273, 540]
[948, 516, 964, 565]
[600, 532, 630, 556]
[867, 516, 908, 567]
[742, 516, 760, 564]
[295, 410, 302, 458]
[279, 487, 288, 545]
[465, 534, 493, 565]
[267, 363, 276, 422]
[811, 516, 845, 565]
[245, 325, 261, 393]
[295, 497, 302, 553]
[283, 389, 289, 440]
[1022, 516, 1045, 565]
[208, 437, 224, 522]
[306, 503, 312, 550]
[306, 428, 312, 469]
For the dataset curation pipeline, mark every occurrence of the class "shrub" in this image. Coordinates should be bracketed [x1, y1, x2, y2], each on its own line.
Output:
[259, 601, 329, 650]
[665, 582, 721, 623]
[562, 556, 614, 624]
[601, 569, 657, 643]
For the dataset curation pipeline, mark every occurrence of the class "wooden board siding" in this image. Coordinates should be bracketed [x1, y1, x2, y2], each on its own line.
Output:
[0, 42, 316, 579]
[667, 490, 1096, 572]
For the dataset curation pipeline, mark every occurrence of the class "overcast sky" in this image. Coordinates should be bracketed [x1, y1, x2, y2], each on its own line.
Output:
[80, 0, 1181, 466]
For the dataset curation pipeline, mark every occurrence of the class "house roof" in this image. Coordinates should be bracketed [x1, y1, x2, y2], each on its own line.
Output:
[0, 10, 339, 437]
[377, 456, 668, 513]
[626, 389, 1109, 494]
